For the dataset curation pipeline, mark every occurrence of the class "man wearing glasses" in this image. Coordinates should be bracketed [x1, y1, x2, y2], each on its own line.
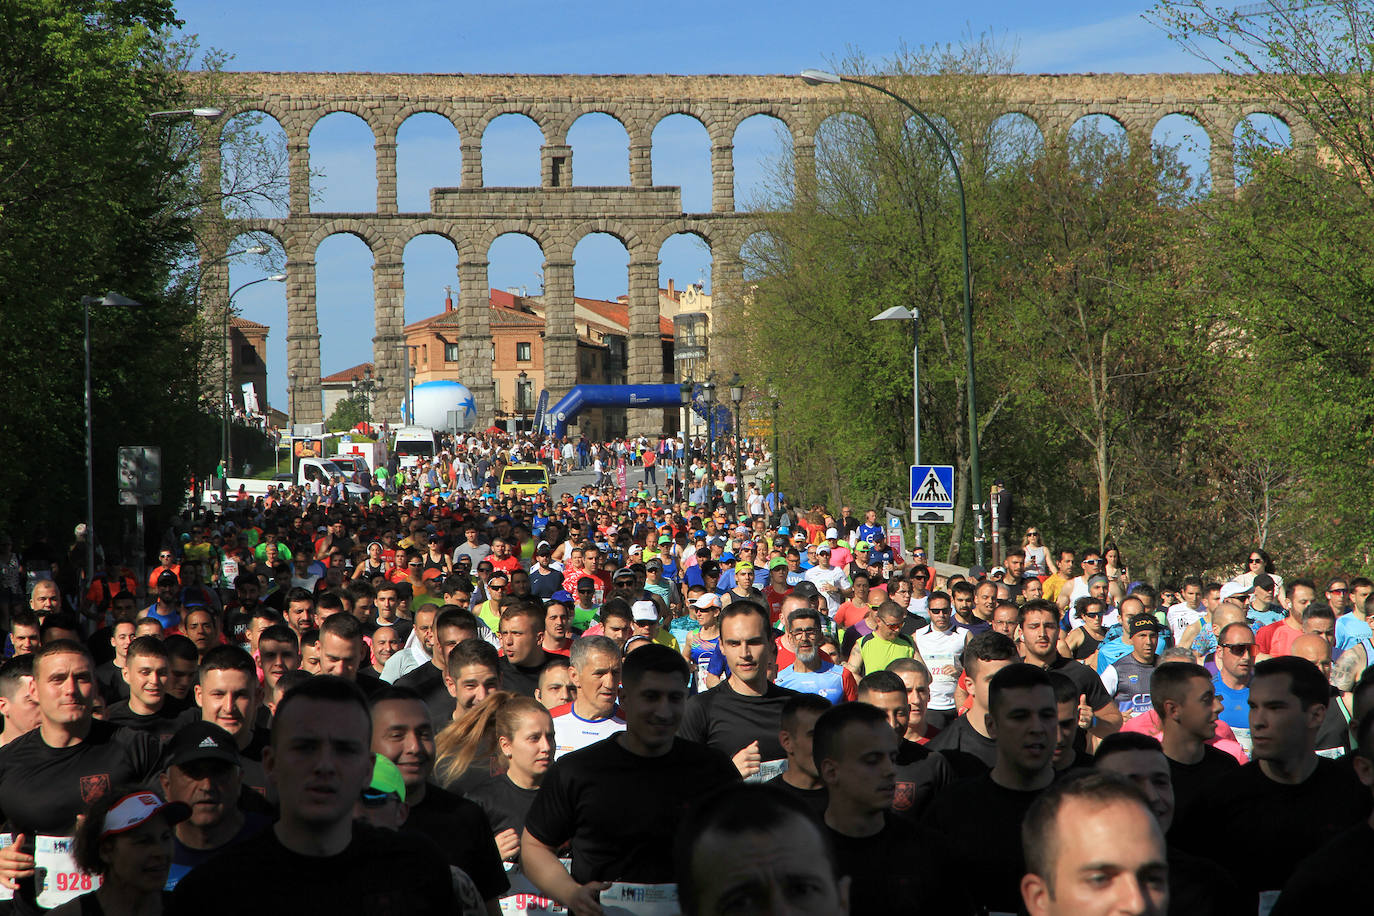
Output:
[1056, 548, 1105, 613]
[775, 607, 857, 704]
[912, 591, 967, 730]
[1213, 622, 1256, 755]
[148, 549, 181, 592]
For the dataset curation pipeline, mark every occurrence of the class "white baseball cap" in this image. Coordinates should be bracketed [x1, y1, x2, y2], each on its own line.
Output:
[825, 527, 839, 539]
[632, 600, 659, 622]
[100, 792, 189, 839]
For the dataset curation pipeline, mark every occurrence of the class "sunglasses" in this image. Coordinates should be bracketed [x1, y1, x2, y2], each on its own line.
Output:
[1026, 531, 1039, 536]
[1248, 557, 1264, 564]
[1328, 587, 1348, 594]
[1220, 643, 1257, 656]
[1082, 611, 1104, 620]
[1083, 559, 1103, 565]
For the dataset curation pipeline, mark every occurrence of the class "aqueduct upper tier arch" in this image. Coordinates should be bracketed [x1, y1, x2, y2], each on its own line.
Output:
[195, 72, 1305, 430]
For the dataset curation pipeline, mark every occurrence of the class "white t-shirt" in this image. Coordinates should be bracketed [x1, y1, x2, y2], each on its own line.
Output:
[913, 625, 966, 711]
[1166, 601, 1205, 644]
[552, 705, 626, 759]
[805, 565, 851, 614]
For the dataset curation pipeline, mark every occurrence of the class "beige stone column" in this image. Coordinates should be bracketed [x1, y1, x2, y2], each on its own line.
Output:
[711, 142, 735, 212]
[457, 259, 494, 424]
[629, 131, 653, 187]
[371, 257, 405, 422]
[542, 144, 573, 188]
[542, 259, 578, 402]
[627, 258, 664, 436]
[288, 122, 311, 214]
[461, 139, 483, 188]
[1210, 133, 1236, 196]
[286, 247, 323, 424]
[376, 128, 398, 214]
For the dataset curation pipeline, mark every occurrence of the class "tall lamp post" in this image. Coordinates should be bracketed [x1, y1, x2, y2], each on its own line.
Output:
[702, 376, 716, 508]
[728, 373, 744, 504]
[679, 379, 694, 504]
[801, 68, 985, 565]
[222, 273, 286, 508]
[83, 293, 145, 587]
[769, 385, 780, 508]
[517, 369, 529, 433]
[351, 365, 381, 425]
[872, 305, 921, 548]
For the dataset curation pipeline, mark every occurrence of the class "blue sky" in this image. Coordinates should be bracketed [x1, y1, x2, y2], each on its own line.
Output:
[181, 0, 1214, 410]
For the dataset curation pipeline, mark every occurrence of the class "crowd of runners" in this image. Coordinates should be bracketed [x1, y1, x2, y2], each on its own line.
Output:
[0, 428, 1369, 915]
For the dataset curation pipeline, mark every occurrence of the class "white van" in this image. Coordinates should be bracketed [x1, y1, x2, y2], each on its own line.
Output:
[392, 426, 439, 469]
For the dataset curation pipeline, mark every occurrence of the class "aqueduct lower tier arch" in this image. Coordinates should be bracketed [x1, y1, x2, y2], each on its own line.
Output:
[195, 72, 1307, 431]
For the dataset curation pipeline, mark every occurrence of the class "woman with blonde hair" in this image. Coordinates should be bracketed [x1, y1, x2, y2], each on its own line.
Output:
[443, 693, 556, 871]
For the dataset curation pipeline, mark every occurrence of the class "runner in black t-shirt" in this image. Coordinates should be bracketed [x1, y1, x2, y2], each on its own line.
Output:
[395, 608, 477, 728]
[926, 630, 1018, 778]
[0, 641, 160, 914]
[173, 676, 456, 915]
[104, 635, 182, 743]
[1152, 661, 1240, 823]
[812, 702, 971, 915]
[496, 602, 556, 698]
[679, 600, 800, 780]
[1172, 657, 1372, 910]
[1094, 731, 1245, 916]
[522, 644, 738, 913]
[765, 693, 830, 820]
[368, 686, 509, 908]
[855, 672, 951, 820]
[1273, 706, 1374, 913]
[1019, 600, 1122, 741]
[924, 663, 1057, 915]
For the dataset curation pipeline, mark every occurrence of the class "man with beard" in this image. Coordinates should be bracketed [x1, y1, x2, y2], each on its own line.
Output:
[775, 606, 857, 704]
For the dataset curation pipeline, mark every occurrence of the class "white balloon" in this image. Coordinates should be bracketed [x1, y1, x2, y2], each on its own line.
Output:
[404, 380, 478, 430]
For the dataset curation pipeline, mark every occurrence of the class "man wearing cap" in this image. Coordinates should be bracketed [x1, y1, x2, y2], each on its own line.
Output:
[631, 599, 678, 652]
[0, 641, 161, 912]
[804, 544, 851, 617]
[1104, 616, 1165, 720]
[1246, 573, 1285, 630]
[161, 721, 272, 889]
[527, 544, 562, 599]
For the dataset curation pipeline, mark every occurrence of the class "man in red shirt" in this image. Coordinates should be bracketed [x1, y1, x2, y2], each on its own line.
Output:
[762, 558, 792, 623]
[147, 548, 181, 591]
[1256, 578, 1316, 660]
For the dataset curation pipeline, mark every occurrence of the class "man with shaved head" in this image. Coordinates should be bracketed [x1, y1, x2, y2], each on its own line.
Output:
[1291, 634, 1350, 759]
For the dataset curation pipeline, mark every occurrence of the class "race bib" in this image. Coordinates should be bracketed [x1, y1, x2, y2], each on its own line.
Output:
[499, 871, 567, 915]
[599, 883, 679, 916]
[1231, 727, 1253, 756]
[745, 758, 789, 785]
[35, 835, 99, 909]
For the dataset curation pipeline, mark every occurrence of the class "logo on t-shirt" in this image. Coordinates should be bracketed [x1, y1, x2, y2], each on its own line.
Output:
[893, 781, 915, 811]
[80, 774, 110, 805]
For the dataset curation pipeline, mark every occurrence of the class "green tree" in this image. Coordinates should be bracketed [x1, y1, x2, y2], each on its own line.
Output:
[327, 395, 368, 433]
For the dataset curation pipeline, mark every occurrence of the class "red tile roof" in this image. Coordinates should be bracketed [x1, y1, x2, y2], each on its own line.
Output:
[321, 362, 374, 384]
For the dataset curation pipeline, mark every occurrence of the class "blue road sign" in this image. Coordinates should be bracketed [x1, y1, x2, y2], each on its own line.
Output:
[910, 464, 955, 510]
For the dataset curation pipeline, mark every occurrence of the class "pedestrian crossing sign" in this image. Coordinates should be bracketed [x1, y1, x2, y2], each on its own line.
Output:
[909, 464, 954, 510]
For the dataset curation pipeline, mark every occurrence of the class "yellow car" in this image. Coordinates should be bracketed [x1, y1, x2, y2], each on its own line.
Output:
[500, 463, 550, 497]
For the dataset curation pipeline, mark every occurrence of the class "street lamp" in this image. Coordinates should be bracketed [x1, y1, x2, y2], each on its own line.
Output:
[728, 372, 744, 502]
[351, 365, 381, 425]
[82, 292, 144, 587]
[149, 107, 223, 120]
[801, 67, 985, 565]
[702, 376, 716, 509]
[872, 305, 921, 547]
[679, 379, 694, 504]
[222, 274, 286, 508]
[517, 369, 529, 432]
[769, 385, 780, 508]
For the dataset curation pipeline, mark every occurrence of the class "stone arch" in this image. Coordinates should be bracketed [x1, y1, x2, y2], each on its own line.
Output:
[733, 112, 794, 210]
[395, 112, 462, 212]
[480, 112, 545, 186]
[303, 101, 385, 140]
[985, 111, 1044, 173]
[726, 104, 797, 138]
[400, 220, 476, 262]
[476, 221, 554, 258]
[1068, 112, 1132, 157]
[565, 218, 647, 260]
[1152, 112, 1213, 196]
[309, 112, 379, 212]
[474, 103, 552, 142]
[389, 102, 463, 133]
[313, 231, 378, 422]
[217, 109, 290, 220]
[1233, 109, 1293, 186]
[650, 218, 718, 255]
[306, 218, 383, 254]
[221, 229, 289, 420]
[651, 113, 714, 213]
[565, 112, 632, 186]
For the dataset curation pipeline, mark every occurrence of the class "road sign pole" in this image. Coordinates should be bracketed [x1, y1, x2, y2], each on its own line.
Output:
[134, 506, 145, 594]
[911, 310, 921, 549]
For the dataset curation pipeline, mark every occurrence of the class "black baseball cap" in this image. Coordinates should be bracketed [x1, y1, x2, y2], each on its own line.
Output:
[163, 721, 240, 770]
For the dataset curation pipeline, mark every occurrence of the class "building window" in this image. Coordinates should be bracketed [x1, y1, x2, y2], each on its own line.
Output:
[239, 345, 257, 366]
[444, 343, 459, 362]
[516, 341, 532, 362]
